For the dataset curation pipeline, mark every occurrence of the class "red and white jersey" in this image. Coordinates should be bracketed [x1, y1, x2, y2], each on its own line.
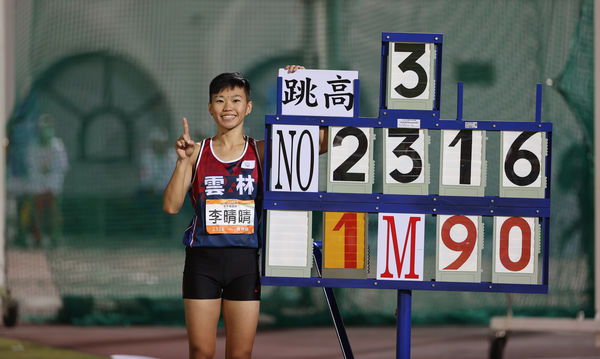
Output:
[183, 137, 262, 248]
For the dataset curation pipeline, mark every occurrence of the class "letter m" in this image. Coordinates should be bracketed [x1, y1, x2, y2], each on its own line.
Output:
[380, 215, 421, 279]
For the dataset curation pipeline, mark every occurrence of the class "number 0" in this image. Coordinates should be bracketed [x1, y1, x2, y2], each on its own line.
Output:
[499, 217, 532, 272]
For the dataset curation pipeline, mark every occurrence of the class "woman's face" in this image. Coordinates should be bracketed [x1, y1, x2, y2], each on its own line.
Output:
[208, 86, 253, 132]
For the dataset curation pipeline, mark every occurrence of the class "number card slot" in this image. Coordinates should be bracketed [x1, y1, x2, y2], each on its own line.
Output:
[376, 213, 425, 281]
[436, 215, 484, 283]
[270, 125, 320, 192]
[500, 131, 546, 198]
[383, 128, 429, 195]
[265, 210, 313, 278]
[385, 41, 439, 111]
[327, 126, 374, 194]
[492, 216, 540, 284]
[439, 129, 486, 196]
[323, 212, 368, 279]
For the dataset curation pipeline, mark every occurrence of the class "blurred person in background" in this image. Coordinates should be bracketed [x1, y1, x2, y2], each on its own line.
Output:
[140, 127, 175, 194]
[25, 113, 69, 247]
[139, 127, 176, 235]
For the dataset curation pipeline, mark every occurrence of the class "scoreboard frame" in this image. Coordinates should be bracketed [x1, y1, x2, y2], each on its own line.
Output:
[259, 32, 552, 358]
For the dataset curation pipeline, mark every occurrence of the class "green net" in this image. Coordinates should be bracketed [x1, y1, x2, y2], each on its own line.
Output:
[5, 0, 593, 326]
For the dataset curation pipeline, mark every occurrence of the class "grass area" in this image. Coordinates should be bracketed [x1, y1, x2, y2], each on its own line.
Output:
[0, 337, 105, 359]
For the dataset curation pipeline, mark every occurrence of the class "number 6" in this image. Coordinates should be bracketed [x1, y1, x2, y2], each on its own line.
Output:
[504, 131, 541, 186]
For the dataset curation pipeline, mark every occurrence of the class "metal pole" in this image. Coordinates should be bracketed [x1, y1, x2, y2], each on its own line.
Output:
[326, 0, 340, 69]
[313, 243, 354, 358]
[302, 0, 318, 68]
[0, 0, 15, 293]
[594, 0, 600, 325]
[396, 290, 412, 359]
[456, 82, 463, 121]
[315, 0, 327, 69]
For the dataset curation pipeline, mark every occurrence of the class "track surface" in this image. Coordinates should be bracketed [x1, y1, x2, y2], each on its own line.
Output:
[1, 324, 599, 358]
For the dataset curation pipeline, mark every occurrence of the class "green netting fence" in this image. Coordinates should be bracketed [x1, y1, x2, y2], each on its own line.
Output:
[5, 0, 593, 327]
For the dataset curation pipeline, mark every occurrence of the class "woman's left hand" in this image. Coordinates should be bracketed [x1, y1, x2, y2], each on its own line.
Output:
[285, 65, 305, 73]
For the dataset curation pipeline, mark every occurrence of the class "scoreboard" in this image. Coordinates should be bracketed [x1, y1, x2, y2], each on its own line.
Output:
[261, 32, 551, 294]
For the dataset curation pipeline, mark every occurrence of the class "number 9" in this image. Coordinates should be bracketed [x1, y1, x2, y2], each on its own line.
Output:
[439, 215, 478, 270]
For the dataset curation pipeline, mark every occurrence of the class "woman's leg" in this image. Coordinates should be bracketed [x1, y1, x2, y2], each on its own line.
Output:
[184, 298, 222, 359]
[222, 299, 260, 359]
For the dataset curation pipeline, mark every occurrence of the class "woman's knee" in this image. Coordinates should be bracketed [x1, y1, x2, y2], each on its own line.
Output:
[226, 348, 252, 359]
[189, 342, 216, 359]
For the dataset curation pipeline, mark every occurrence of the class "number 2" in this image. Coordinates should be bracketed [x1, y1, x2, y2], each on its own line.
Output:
[332, 127, 368, 182]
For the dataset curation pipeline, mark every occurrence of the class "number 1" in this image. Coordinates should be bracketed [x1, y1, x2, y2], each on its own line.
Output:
[448, 130, 473, 184]
[333, 212, 358, 268]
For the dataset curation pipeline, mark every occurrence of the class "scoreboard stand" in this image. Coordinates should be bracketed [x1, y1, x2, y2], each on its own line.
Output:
[260, 33, 553, 359]
[312, 241, 354, 358]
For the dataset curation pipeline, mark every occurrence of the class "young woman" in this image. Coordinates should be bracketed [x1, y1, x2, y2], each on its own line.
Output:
[163, 66, 317, 359]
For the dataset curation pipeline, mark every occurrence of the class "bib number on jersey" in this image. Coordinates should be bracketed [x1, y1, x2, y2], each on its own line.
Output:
[205, 199, 255, 234]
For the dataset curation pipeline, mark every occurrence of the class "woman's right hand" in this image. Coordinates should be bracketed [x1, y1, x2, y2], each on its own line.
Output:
[175, 117, 196, 160]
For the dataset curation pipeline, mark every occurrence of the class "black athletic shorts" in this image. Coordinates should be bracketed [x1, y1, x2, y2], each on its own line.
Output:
[183, 247, 261, 300]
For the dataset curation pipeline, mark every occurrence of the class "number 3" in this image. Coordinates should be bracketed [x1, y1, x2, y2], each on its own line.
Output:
[394, 43, 428, 98]
[388, 128, 422, 183]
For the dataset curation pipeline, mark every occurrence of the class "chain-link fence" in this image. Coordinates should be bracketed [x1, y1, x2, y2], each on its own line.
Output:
[5, 0, 592, 326]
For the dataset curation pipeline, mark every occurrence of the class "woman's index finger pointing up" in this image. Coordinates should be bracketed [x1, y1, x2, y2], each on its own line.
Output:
[183, 117, 190, 139]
